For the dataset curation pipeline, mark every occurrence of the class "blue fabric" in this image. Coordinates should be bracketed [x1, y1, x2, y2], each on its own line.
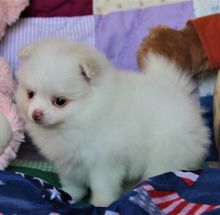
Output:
[1, 169, 220, 214]
[200, 95, 219, 161]
[0, 171, 103, 215]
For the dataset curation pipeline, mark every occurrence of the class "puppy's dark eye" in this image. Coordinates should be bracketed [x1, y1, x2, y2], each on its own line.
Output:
[27, 89, 35, 99]
[52, 97, 68, 107]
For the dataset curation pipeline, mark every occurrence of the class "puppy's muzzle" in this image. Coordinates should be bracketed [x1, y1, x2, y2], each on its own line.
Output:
[32, 110, 43, 123]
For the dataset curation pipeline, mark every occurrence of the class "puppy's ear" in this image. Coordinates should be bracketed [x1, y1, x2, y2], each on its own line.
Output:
[80, 65, 92, 82]
[18, 44, 35, 60]
[79, 57, 102, 82]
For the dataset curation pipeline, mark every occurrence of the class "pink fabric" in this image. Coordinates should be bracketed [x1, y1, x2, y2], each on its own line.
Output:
[3, 0, 29, 25]
[0, 94, 25, 169]
[0, 0, 28, 169]
[0, 58, 15, 96]
[0, 58, 24, 170]
[21, 0, 92, 17]
[0, 0, 29, 38]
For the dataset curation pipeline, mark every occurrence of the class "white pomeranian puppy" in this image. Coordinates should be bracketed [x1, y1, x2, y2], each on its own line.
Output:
[15, 38, 210, 206]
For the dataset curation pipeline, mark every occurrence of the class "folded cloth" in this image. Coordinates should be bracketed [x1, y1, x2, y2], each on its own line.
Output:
[188, 13, 220, 69]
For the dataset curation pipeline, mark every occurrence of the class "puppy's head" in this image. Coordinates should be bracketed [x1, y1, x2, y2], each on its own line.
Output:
[16, 38, 109, 127]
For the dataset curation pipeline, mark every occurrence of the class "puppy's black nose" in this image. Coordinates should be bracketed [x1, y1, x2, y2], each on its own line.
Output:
[32, 110, 43, 122]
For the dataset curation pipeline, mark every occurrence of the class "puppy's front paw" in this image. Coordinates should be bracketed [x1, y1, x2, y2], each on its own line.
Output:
[89, 168, 123, 206]
[90, 194, 116, 207]
[62, 184, 87, 202]
[90, 187, 119, 207]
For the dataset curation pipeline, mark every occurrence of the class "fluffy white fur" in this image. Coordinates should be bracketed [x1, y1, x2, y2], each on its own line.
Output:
[15, 38, 210, 206]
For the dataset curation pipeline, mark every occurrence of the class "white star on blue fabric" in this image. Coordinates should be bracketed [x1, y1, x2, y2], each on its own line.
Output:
[0, 180, 5, 186]
[15, 172, 25, 177]
[47, 187, 62, 201]
[68, 199, 75, 204]
[33, 177, 47, 186]
[48, 213, 61, 215]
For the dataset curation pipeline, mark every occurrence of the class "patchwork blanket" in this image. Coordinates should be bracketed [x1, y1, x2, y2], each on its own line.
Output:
[0, 0, 220, 213]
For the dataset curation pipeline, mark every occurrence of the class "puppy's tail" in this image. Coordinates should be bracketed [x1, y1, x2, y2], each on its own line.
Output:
[141, 53, 196, 96]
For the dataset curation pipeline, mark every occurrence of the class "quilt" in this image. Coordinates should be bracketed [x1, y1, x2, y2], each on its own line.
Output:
[0, 0, 220, 214]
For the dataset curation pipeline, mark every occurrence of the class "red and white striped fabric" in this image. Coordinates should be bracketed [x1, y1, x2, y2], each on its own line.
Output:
[174, 170, 199, 186]
[138, 170, 220, 215]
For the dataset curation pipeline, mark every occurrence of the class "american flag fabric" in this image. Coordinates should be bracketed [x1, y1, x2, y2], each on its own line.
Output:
[1, 168, 220, 214]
